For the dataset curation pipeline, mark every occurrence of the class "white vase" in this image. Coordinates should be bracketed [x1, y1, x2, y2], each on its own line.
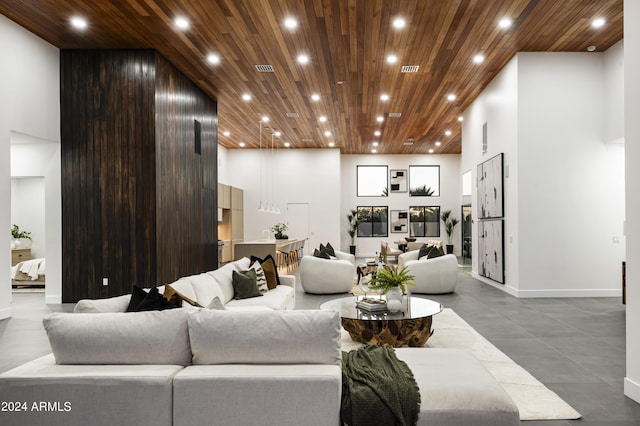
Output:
[385, 287, 403, 312]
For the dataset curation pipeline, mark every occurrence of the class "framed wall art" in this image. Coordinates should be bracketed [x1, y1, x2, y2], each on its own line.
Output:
[389, 169, 407, 193]
[357, 165, 388, 197]
[477, 153, 504, 218]
[390, 210, 408, 233]
[409, 165, 440, 196]
[478, 219, 504, 284]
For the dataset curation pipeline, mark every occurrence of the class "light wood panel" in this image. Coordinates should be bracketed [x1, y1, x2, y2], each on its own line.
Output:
[2, 0, 623, 154]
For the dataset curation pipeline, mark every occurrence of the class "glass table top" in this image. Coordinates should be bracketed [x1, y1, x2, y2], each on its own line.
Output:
[320, 296, 443, 321]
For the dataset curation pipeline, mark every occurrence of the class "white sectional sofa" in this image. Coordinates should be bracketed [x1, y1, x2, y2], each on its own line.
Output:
[0, 308, 519, 426]
[73, 257, 296, 313]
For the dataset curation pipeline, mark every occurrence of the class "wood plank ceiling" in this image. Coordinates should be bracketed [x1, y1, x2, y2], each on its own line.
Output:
[0, 0, 623, 154]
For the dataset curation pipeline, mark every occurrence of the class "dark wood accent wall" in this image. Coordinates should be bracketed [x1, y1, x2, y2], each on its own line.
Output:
[61, 49, 218, 302]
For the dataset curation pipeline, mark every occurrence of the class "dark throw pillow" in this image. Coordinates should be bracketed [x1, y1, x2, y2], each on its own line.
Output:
[325, 242, 336, 257]
[232, 269, 263, 300]
[127, 286, 175, 312]
[427, 246, 445, 259]
[418, 244, 433, 259]
[313, 248, 331, 259]
[250, 255, 281, 289]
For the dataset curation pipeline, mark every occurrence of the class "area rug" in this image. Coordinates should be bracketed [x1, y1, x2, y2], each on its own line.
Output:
[340, 308, 581, 421]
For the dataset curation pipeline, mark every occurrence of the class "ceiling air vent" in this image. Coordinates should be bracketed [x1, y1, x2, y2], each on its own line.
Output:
[388, 112, 402, 118]
[401, 65, 419, 73]
[301, 138, 313, 143]
[255, 64, 275, 72]
[286, 112, 299, 118]
[403, 141, 414, 146]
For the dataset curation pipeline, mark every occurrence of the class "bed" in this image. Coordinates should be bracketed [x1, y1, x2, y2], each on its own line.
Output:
[11, 258, 46, 286]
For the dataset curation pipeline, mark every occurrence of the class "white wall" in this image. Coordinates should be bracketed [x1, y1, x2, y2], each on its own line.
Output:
[462, 49, 625, 298]
[226, 148, 342, 253]
[0, 14, 60, 318]
[517, 52, 624, 297]
[604, 40, 625, 144]
[624, 0, 640, 404]
[340, 154, 462, 257]
[461, 58, 519, 294]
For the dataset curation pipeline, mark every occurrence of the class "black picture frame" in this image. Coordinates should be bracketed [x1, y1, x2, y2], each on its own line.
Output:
[409, 165, 440, 196]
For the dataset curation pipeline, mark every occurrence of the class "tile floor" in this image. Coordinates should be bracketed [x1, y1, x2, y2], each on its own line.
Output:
[1, 266, 639, 425]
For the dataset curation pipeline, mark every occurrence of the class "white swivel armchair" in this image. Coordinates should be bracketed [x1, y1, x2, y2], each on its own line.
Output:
[300, 250, 355, 294]
[398, 251, 458, 294]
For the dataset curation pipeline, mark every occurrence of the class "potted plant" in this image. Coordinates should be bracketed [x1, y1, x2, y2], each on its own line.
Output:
[271, 223, 288, 240]
[368, 265, 415, 312]
[11, 224, 33, 249]
[440, 210, 460, 254]
[346, 209, 361, 255]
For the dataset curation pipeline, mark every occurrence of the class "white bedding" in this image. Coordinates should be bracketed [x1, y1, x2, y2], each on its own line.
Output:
[11, 258, 45, 280]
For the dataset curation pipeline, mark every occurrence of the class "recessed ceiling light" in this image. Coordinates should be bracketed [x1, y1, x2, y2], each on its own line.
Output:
[380, 94, 390, 101]
[473, 54, 485, 64]
[337, 81, 344, 85]
[374, 131, 381, 136]
[587, 45, 597, 52]
[428, 148, 434, 153]
[392, 18, 406, 29]
[274, 131, 281, 137]
[319, 116, 327, 123]
[328, 142, 335, 147]
[174, 17, 190, 30]
[284, 142, 291, 147]
[324, 131, 331, 137]
[445, 130, 452, 136]
[261, 116, 269, 122]
[371, 149, 378, 154]
[458, 116, 464, 122]
[70, 16, 87, 30]
[283, 17, 298, 29]
[376, 116, 384, 123]
[447, 93, 456, 101]
[207, 54, 220, 65]
[297, 54, 309, 64]
[223, 131, 230, 137]
[435, 141, 441, 146]
[239, 142, 246, 147]
[592, 18, 606, 28]
[242, 93, 251, 101]
[498, 18, 512, 29]
[387, 55, 398, 64]
[311, 93, 320, 101]
[372, 142, 379, 147]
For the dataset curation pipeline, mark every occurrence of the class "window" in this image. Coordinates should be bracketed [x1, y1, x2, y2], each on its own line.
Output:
[409, 165, 439, 196]
[357, 206, 388, 237]
[357, 165, 388, 197]
[409, 206, 440, 237]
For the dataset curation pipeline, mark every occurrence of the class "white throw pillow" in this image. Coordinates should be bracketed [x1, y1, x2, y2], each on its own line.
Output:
[188, 309, 341, 365]
[206, 296, 226, 310]
[250, 260, 269, 293]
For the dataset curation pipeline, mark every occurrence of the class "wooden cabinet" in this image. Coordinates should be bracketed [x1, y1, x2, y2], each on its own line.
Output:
[217, 185, 244, 264]
[11, 249, 32, 266]
[218, 183, 231, 209]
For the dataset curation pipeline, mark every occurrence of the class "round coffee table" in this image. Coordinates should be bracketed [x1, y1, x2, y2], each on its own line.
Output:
[320, 296, 443, 347]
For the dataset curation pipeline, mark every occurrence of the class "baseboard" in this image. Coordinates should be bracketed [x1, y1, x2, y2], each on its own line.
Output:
[624, 377, 640, 404]
[0, 306, 12, 320]
[515, 288, 622, 298]
[471, 273, 519, 296]
[45, 294, 62, 304]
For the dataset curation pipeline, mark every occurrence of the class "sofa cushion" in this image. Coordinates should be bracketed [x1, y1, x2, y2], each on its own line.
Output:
[74, 294, 131, 313]
[182, 274, 225, 307]
[250, 255, 280, 289]
[158, 277, 198, 304]
[426, 246, 445, 259]
[43, 309, 192, 365]
[207, 258, 251, 303]
[418, 244, 433, 259]
[313, 247, 331, 259]
[232, 269, 263, 300]
[325, 242, 336, 257]
[225, 284, 294, 310]
[188, 309, 341, 365]
[206, 296, 226, 310]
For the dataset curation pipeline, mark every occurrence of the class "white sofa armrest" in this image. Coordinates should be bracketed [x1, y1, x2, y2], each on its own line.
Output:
[398, 250, 420, 270]
[278, 274, 295, 288]
[335, 250, 355, 264]
[74, 294, 131, 313]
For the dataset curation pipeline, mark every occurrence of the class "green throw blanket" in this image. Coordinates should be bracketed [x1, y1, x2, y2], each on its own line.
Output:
[341, 345, 421, 426]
